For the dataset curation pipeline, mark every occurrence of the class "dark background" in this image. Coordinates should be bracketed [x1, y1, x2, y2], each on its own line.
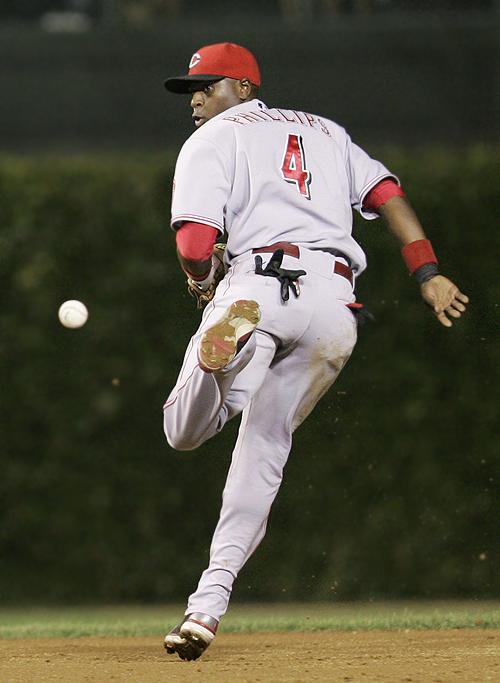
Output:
[0, 1, 498, 604]
[1, 1, 499, 151]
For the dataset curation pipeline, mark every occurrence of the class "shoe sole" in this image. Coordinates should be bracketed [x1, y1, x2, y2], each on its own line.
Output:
[164, 632, 184, 654]
[198, 299, 260, 373]
[164, 622, 214, 661]
[164, 635, 202, 661]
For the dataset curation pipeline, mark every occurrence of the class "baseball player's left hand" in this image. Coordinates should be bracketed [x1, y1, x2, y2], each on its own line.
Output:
[420, 275, 469, 327]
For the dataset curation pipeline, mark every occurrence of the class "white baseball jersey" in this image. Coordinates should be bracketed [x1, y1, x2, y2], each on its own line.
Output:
[171, 99, 397, 274]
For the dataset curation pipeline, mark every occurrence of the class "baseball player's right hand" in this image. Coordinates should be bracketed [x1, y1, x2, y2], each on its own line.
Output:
[186, 244, 227, 309]
[420, 275, 469, 327]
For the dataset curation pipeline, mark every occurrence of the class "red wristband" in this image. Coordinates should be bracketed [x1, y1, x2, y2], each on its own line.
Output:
[401, 239, 438, 274]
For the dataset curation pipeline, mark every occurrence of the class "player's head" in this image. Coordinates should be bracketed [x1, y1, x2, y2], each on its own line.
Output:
[164, 42, 261, 127]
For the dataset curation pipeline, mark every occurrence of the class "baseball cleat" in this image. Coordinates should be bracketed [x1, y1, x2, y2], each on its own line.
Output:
[198, 299, 260, 372]
[164, 612, 219, 661]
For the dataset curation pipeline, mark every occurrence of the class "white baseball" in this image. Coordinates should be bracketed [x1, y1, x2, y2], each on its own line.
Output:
[58, 300, 89, 329]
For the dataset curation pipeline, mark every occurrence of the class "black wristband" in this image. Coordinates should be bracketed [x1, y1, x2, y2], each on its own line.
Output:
[414, 262, 439, 286]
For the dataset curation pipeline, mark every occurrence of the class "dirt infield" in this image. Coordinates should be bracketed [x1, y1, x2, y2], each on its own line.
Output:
[1, 630, 498, 682]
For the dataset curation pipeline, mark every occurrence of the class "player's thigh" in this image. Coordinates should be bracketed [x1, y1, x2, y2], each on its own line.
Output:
[224, 330, 277, 420]
[294, 300, 357, 428]
[248, 300, 357, 438]
[306, 296, 358, 371]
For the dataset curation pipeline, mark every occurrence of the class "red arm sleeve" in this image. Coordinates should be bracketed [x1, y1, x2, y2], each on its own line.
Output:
[363, 178, 405, 212]
[175, 222, 218, 262]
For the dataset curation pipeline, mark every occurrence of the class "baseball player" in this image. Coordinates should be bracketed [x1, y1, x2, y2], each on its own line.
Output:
[162, 42, 469, 661]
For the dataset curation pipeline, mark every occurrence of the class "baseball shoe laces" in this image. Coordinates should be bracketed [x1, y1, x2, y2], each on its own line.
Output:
[198, 299, 261, 373]
[164, 612, 219, 661]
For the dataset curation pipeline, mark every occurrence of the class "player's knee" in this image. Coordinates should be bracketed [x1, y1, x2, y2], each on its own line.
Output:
[163, 425, 198, 451]
[163, 412, 200, 451]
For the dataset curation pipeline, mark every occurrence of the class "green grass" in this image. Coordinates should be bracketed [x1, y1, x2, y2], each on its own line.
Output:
[0, 601, 499, 639]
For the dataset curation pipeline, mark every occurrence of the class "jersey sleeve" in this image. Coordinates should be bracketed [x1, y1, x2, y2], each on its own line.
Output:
[171, 136, 232, 234]
[343, 133, 399, 221]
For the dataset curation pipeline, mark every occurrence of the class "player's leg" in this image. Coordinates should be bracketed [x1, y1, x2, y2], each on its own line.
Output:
[163, 300, 276, 451]
[163, 251, 306, 451]
[184, 300, 357, 621]
[165, 252, 357, 659]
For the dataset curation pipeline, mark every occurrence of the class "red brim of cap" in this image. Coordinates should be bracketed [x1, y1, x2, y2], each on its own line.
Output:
[164, 74, 225, 94]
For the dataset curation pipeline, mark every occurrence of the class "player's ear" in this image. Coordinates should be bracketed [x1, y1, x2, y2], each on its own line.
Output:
[238, 79, 253, 101]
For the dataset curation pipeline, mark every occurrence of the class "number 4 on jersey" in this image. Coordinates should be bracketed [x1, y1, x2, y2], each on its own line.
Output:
[281, 134, 312, 200]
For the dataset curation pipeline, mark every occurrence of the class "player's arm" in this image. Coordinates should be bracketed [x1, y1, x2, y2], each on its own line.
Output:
[366, 185, 469, 327]
[176, 221, 218, 283]
[175, 222, 227, 309]
[170, 136, 231, 288]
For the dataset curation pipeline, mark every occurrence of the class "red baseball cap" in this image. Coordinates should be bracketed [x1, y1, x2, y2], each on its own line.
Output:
[164, 42, 261, 94]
